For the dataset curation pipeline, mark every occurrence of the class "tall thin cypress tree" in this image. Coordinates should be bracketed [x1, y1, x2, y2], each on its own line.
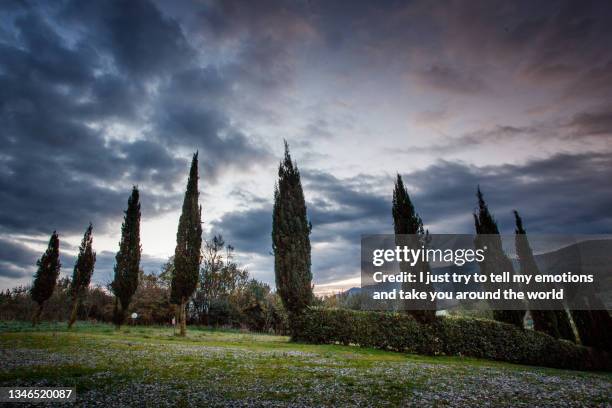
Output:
[111, 187, 141, 329]
[473, 187, 524, 328]
[554, 309, 577, 343]
[513, 211, 566, 339]
[392, 174, 435, 323]
[170, 153, 202, 337]
[570, 298, 612, 350]
[272, 141, 313, 335]
[31, 231, 61, 326]
[68, 223, 96, 329]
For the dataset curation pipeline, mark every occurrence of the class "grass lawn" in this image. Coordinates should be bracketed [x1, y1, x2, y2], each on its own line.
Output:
[0, 321, 610, 407]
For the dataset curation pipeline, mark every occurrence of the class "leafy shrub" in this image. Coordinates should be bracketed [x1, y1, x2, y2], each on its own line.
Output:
[205, 298, 243, 327]
[0, 278, 110, 323]
[293, 307, 611, 371]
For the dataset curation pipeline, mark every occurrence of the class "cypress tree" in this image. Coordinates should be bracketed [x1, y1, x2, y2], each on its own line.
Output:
[554, 309, 577, 343]
[392, 174, 435, 323]
[473, 187, 524, 328]
[272, 141, 313, 335]
[570, 300, 612, 351]
[30, 231, 61, 326]
[513, 211, 565, 338]
[111, 187, 141, 329]
[68, 223, 96, 329]
[170, 153, 203, 336]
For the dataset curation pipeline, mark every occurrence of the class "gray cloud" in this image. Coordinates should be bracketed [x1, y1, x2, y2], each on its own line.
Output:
[210, 207, 272, 255]
[0, 237, 41, 279]
[567, 110, 612, 137]
[412, 64, 487, 95]
[393, 125, 535, 155]
[92, 251, 168, 286]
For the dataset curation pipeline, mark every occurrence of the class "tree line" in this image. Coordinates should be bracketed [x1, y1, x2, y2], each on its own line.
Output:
[17, 152, 287, 335]
[271, 147, 610, 352]
[318, 176, 611, 351]
[10, 142, 612, 351]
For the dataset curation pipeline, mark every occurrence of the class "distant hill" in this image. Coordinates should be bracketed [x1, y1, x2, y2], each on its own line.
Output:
[534, 239, 612, 278]
[344, 287, 362, 296]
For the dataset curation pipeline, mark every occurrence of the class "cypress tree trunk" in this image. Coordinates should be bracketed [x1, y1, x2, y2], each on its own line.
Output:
[114, 298, 120, 329]
[113, 298, 123, 329]
[180, 298, 187, 336]
[68, 298, 79, 329]
[32, 303, 43, 327]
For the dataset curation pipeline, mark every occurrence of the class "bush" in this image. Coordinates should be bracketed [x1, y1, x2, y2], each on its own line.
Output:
[293, 307, 611, 371]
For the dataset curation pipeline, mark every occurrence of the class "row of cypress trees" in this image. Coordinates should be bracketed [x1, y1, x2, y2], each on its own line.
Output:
[30, 224, 96, 328]
[28, 143, 610, 350]
[29, 153, 203, 337]
[271, 148, 610, 351]
[390, 180, 611, 350]
[109, 153, 203, 336]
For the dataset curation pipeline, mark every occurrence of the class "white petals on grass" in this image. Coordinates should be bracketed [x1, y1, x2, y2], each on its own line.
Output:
[0, 329, 610, 407]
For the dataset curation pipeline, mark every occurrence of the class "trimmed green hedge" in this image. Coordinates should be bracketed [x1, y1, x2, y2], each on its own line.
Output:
[293, 307, 611, 371]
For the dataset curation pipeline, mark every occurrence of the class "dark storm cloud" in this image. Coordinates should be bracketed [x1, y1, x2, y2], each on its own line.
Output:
[152, 70, 271, 181]
[1, 3, 173, 237]
[210, 152, 612, 284]
[0, 0, 293, 287]
[0, 0, 272, 242]
[61, 0, 193, 78]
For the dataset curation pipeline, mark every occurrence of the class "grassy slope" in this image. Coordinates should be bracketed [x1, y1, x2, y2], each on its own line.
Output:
[0, 321, 610, 407]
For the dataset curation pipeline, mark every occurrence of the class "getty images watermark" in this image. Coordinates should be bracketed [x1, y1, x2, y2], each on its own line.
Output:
[360, 234, 611, 311]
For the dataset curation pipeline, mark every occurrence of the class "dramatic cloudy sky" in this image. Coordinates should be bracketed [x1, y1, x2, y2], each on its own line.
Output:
[1, 0, 611, 293]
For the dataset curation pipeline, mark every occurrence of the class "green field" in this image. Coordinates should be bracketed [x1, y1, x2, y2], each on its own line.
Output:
[0, 322, 610, 407]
